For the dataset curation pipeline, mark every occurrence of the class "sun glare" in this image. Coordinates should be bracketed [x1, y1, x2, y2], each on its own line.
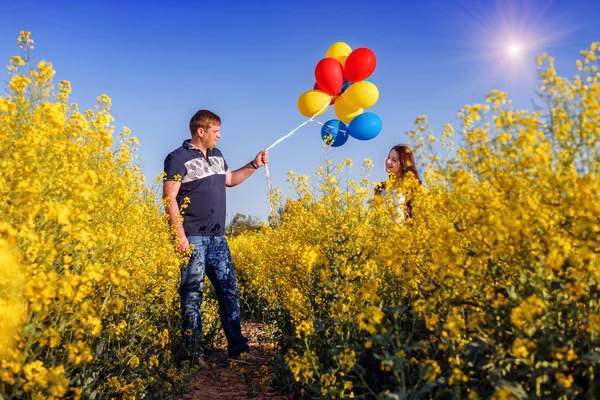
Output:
[454, 0, 575, 84]
[507, 41, 523, 58]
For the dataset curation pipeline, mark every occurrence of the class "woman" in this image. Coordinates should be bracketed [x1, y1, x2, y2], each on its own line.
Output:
[374, 144, 422, 219]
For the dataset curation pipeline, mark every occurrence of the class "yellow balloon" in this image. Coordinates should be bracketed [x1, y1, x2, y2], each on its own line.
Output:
[336, 55, 348, 66]
[334, 95, 363, 124]
[297, 90, 331, 118]
[326, 42, 352, 66]
[343, 81, 379, 109]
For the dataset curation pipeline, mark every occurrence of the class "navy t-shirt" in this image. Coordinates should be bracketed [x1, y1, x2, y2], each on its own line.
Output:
[163, 140, 229, 236]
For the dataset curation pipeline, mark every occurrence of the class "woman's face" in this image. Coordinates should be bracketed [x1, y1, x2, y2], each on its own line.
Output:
[385, 149, 401, 177]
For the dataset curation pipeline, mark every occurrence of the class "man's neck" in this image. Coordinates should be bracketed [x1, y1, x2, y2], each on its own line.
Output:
[189, 137, 208, 156]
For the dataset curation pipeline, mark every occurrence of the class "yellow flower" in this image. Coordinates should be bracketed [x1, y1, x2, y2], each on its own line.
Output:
[555, 372, 574, 388]
[423, 360, 441, 381]
[18, 31, 34, 49]
[357, 306, 384, 334]
[295, 319, 314, 339]
[491, 387, 517, 400]
[511, 338, 536, 359]
[67, 341, 93, 365]
[39, 328, 61, 349]
[510, 295, 545, 330]
[153, 329, 170, 348]
[23, 360, 48, 390]
[127, 355, 140, 368]
[8, 74, 30, 92]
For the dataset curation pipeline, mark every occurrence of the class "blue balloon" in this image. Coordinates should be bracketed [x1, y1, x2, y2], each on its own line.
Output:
[341, 78, 351, 93]
[321, 119, 349, 147]
[348, 112, 382, 141]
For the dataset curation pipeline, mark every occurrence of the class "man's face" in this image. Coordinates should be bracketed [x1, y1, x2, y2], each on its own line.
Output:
[200, 123, 221, 149]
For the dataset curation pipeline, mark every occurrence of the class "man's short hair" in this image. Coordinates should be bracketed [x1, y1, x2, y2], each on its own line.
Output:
[189, 110, 221, 136]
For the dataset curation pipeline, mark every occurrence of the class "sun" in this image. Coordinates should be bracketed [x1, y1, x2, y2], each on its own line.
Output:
[507, 41, 523, 59]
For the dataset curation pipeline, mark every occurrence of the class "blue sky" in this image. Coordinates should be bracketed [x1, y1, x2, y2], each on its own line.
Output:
[1, 0, 598, 222]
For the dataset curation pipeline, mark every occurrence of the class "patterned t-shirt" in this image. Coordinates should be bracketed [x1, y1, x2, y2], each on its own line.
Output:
[164, 140, 229, 236]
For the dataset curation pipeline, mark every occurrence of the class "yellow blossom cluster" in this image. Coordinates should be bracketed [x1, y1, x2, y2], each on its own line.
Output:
[0, 32, 221, 399]
[229, 42, 600, 399]
[0, 240, 25, 358]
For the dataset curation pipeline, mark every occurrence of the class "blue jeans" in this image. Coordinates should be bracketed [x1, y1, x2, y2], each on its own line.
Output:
[180, 236, 250, 355]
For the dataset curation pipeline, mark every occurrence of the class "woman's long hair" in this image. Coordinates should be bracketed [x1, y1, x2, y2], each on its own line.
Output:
[390, 144, 421, 185]
[375, 144, 422, 218]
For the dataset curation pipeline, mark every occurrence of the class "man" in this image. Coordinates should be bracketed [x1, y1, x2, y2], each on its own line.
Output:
[162, 109, 268, 363]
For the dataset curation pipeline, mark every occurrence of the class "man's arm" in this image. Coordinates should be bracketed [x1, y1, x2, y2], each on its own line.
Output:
[226, 163, 257, 187]
[162, 180, 189, 252]
[226, 150, 268, 187]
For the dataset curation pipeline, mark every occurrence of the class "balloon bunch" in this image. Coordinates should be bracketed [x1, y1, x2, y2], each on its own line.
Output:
[297, 42, 382, 147]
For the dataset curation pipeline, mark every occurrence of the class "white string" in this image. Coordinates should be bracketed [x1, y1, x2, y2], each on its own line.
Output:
[264, 97, 332, 216]
[265, 101, 331, 151]
[312, 120, 348, 134]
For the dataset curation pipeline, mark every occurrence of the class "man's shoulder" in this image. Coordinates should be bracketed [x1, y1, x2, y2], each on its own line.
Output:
[165, 145, 190, 162]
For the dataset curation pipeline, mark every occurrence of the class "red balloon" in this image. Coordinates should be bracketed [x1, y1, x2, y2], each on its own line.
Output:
[343, 48, 377, 82]
[314, 82, 335, 104]
[315, 58, 344, 96]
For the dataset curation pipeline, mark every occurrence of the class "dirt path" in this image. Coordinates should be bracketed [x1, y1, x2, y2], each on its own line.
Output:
[179, 322, 293, 400]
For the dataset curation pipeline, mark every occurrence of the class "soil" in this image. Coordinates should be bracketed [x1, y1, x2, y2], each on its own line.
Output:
[179, 322, 294, 400]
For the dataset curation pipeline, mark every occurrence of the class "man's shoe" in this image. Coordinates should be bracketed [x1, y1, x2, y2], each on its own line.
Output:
[189, 353, 209, 367]
[196, 353, 208, 364]
[227, 351, 269, 365]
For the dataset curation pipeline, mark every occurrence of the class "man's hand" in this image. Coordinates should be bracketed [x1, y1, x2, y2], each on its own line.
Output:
[254, 150, 269, 168]
[176, 230, 190, 253]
